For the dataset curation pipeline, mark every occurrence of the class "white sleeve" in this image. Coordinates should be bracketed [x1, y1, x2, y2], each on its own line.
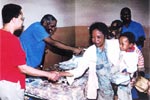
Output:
[66, 45, 97, 85]
[124, 52, 138, 75]
[105, 39, 120, 66]
[66, 58, 89, 85]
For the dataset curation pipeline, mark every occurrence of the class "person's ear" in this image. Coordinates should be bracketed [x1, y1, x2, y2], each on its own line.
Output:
[11, 17, 17, 23]
[43, 21, 47, 27]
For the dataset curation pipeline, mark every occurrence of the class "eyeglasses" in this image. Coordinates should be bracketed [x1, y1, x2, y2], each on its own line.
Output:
[21, 17, 25, 21]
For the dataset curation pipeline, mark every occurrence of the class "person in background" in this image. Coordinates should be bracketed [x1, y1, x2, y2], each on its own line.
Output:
[66, 22, 114, 100]
[107, 20, 123, 39]
[106, 20, 145, 100]
[106, 20, 123, 66]
[105, 20, 123, 100]
[0, 3, 67, 100]
[120, 7, 146, 100]
[19, 14, 82, 70]
[120, 7, 146, 51]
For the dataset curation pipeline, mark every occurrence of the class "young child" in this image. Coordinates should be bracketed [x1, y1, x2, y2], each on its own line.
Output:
[110, 32, 141, 100]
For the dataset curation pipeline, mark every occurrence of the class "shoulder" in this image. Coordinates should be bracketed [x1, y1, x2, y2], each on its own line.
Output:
[131, 21, 143, 27]
[105, 39, 120, 50]
[105, 39, 119, 46]
[29, 22, 42, 28]
[34, 22, 41, 26]
[0, 29, 16, 40]
[84, 45, 96, 55]
[83, 45, 97, 61]
[24, 22, 47, 34]
[86, 45, 96, 51]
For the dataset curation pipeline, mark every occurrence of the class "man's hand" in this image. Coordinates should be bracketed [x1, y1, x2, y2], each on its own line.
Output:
[47, 71, 60, 81]
[73, 47, 84, 56]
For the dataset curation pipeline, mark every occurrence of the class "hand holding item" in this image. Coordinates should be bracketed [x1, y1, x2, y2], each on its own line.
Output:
[47, 71, 60, 81]
[73, 47, 84, 56]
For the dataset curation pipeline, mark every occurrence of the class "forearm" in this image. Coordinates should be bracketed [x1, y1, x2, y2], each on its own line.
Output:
[18, 64, 49, 78]
[52, 40, 76, 52]
[46, 37, 75, 52]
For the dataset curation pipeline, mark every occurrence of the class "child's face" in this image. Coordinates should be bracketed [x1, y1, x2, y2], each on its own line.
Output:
[92, 29, 105, 49]
[119, 36, 131, 51]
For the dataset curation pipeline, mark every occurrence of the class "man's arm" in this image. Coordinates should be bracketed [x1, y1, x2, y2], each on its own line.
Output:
[18, 64, 59, 81]
[44, 36, 82, 55]
[136, 36, 145, 48]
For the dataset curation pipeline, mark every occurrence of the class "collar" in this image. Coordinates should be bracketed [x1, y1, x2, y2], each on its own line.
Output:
[126, 46, 135, 52]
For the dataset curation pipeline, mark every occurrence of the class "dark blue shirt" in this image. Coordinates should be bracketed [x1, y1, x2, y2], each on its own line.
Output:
[122, 21, 146, 50]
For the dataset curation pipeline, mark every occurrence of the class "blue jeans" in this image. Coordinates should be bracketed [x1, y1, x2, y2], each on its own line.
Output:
[131, 87, 139, 99]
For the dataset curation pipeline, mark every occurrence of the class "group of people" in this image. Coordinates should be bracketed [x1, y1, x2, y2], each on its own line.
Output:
[66, 7, 146, 100]
[0, 3, 147, 100]
[0, 3, 79, 100]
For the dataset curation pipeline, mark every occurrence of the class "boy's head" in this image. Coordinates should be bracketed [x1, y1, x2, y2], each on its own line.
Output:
[2, 3, 22, 24]
[119, 32, 135, 51]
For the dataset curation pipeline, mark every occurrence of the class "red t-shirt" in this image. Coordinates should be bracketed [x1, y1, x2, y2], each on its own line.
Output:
[0, 29, 26, 89]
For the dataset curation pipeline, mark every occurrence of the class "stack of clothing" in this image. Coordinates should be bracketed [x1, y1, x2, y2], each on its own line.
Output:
[25, 74, 88, 100]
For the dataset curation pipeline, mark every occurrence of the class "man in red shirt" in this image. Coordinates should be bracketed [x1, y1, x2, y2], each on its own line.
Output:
[0, 3, 60, 100]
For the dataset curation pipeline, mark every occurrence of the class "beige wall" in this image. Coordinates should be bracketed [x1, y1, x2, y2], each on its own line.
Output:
[0, 0, 149, 29]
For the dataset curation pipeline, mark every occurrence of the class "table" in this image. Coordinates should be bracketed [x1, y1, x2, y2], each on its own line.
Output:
[25, 75, 88, 100]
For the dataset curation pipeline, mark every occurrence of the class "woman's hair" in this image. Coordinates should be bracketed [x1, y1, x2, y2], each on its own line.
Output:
[107, 20, 123, 39]
[89, 22, 108, 44]
[119, 32, 135, 44]
[110, 20, 122, 30]
[2, 3, 22, 24]
[40, 14, 57, 25]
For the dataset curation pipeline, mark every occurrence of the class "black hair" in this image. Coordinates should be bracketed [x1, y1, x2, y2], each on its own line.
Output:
[89, 22, 108, 44]
[120, 7, 131, 16]
[107, 20, 123, 39]
[110, 20, 122, 30]
[2, 3, 22, 24]
[40, 14, 57, 25]
[119, 32, 135, 44]
[89, 22, 108, 37]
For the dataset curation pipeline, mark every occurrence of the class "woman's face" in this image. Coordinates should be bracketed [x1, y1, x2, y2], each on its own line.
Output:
[119, 36, 130, 51]
[92, 29, 105, 49]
